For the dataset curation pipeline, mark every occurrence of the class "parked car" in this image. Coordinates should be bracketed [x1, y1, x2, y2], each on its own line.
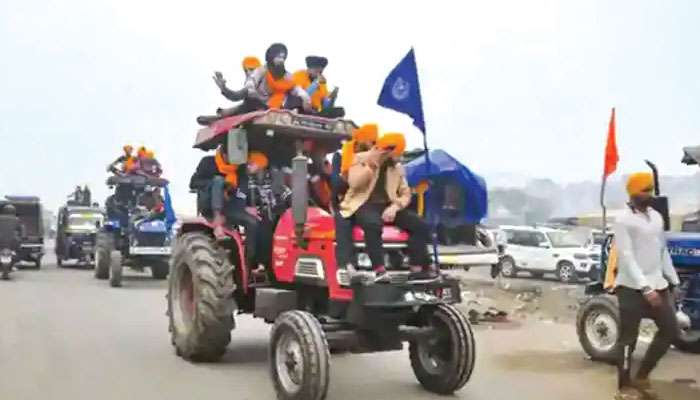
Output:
[499, 225, 598, 283]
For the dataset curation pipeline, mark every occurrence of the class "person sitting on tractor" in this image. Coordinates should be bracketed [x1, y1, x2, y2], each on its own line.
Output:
[137, 150, 163, 178]
[189, 142, 259, 268]
[205, 56, 263, 120]
[107, 145, 137, 174]
[332, 123, 379, 205]
[245, 151, 291, 273]
[243, 43, 311, 113]
[214, 56, 261, 104]
[338, 133, 438, 283]
[292, 56, 343, 118]
[138, 187, 166, 222]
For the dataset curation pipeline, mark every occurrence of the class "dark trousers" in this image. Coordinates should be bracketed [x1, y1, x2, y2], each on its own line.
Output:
[204, 177, 259, 265]
[255, 218, 274, 268]
[334, 211, 353, 268]
[616, 286, 679, 387]
[352, 203, 431, 269]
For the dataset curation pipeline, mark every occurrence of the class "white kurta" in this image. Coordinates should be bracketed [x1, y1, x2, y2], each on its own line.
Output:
[614, 207, 680, 290]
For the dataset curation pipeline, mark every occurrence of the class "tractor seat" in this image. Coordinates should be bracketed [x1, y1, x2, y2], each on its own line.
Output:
[352, 225, 410, 243]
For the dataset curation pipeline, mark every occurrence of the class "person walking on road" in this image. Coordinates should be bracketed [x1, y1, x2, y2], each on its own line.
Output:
[613, 172, 681, 400]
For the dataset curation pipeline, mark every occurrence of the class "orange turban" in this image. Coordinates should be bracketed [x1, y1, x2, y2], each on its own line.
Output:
[146, 150, 155, 159]
[626, 172, 654, 196]
[242, 56, 261, 70]
[123, 145, 133, 154]
[352, 123, 378, 144]
[376, 132, 406, 158]
[248, 151, 269, 169]
[137, 146, 147, 158]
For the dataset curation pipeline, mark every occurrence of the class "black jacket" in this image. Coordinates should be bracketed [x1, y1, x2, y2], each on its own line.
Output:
[190, 156, 249, 193]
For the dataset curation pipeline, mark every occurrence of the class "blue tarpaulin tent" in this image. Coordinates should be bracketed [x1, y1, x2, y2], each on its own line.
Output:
[404, 149, 488, 225]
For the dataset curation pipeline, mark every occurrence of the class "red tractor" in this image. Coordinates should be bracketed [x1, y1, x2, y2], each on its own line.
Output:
[167, 110, 475, 400]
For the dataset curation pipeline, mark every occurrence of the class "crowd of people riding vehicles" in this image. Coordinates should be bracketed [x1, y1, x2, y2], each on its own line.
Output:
[162, 42, 475, 400]
[93, 144, 173, 287]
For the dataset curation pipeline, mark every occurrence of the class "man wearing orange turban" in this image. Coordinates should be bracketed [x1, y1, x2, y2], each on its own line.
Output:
[613, 172, 680, 399]
[189, 143, 259, 270]
[337, 132, 437, 283]
[213, 56, 262, 104]
[107, 145, 136, 174]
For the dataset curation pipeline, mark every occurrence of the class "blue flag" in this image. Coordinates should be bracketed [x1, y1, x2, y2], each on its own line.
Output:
[163, 184, 177, 230]
[377, 48, 425, 133]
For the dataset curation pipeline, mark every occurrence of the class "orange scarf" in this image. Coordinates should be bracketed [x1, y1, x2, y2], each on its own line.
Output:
[292, 70, 327, 111]
[265, 71, 295, 109]
[214, 149, 239, 187]
[124, 156, 136, 173]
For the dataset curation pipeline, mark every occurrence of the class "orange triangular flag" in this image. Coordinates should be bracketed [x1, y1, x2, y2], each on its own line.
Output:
[603, 108, 618, 178]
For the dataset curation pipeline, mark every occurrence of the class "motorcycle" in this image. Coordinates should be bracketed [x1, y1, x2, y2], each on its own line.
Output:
[1, 248, 15, 280]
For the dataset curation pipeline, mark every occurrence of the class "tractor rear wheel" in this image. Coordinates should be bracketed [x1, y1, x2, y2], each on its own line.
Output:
[167, 232, 235, 362]
[576, 294, 620, 364]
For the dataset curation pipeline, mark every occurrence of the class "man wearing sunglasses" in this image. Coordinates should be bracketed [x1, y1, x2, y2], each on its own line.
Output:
[613, 172, 680, 400]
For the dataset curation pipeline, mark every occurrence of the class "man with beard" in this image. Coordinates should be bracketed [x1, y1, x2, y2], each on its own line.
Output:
[243, 43, 311, 112]
[613, 172, 680, 400]
[293, 56, 343, 118]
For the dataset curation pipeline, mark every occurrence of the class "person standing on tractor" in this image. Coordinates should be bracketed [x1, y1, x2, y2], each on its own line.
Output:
[243, 43, 311, 113]
[189, 143, 259, 268]
[613, 172, 681, 400]
[338, 132, 437, 283]
[292, 56, 343, 118]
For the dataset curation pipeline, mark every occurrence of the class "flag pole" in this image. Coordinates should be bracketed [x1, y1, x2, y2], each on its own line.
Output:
[600, 173, 607, 232]
[421, 126, 440, 266]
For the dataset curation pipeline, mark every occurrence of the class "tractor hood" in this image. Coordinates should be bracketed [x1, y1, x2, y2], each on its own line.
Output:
[666, 232, 700, 269]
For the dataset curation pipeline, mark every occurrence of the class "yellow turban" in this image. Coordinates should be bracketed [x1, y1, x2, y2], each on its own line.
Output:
[376, 132, 406, 158]
[626, 172, 654, 196]
[242, 56, 261, 70]
[248, 151, 269, 169]
[352, 123, 378, 144]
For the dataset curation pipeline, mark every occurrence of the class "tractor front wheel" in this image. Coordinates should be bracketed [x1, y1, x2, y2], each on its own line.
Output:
[409, 304, 476, 395]
[270, 310, 330, 400]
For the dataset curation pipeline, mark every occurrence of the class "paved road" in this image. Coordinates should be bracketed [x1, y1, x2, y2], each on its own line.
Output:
[1, 253, 699, 400]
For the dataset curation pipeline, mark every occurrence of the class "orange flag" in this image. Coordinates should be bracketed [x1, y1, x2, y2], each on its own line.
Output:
[603, 108, 618, 178]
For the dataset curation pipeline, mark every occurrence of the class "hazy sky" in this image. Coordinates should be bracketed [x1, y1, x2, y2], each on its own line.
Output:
[1, 0, 699, 214]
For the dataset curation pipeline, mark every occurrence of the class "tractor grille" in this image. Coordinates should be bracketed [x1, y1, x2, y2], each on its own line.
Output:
[295, 258, 324, 279]
[133, 232, 167, 247]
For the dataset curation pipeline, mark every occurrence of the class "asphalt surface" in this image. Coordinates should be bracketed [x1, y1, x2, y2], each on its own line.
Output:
[1, 249, 699, 400]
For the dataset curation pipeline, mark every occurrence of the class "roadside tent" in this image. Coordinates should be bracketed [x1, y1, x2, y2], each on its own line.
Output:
[404, 149, 488, 225]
